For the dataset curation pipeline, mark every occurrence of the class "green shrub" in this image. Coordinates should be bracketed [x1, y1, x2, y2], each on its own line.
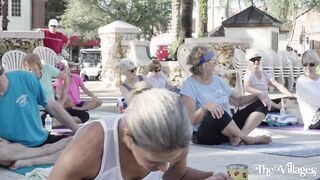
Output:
[169, 37, 183, 60]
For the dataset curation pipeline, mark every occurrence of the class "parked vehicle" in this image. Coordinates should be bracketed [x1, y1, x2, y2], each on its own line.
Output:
[79, 48, 102, 81]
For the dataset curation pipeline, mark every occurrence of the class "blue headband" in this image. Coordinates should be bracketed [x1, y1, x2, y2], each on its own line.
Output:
[196, 51, 215, 66]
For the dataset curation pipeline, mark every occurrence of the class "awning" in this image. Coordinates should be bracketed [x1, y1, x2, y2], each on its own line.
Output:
[68, 36, 100, 47]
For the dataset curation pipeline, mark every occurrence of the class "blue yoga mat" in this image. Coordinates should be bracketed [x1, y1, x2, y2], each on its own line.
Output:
[195, 142, 320, 158]
[10, 164, 52, 175]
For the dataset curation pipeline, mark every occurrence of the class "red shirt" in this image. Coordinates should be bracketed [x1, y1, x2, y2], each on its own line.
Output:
[43, 29, 68, 54]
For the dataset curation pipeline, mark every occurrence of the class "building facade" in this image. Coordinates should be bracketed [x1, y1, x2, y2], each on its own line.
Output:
[0, 0, 45, 31]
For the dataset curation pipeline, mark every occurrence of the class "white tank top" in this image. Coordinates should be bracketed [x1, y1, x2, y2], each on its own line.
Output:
[89, 115, 164, 180]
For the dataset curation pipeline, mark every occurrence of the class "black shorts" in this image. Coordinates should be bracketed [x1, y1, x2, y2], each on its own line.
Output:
[194, 100, 268, 145]
[41, 108, 89, 125]
[65, 108, 90, 123]
[75, 101, 84, 108]
[38, 134, 69, 146]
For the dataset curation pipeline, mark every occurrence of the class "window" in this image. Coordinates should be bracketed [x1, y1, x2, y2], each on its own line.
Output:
[272, 32, 278, 51]
[11, 0, 21, 17]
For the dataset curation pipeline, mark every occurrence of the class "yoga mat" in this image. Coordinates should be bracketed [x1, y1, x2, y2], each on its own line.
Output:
[198, 142, 320, 158]
[258, 124, 320, 132]
[52, 128, 74, 136]
[10, 164, 52, 175]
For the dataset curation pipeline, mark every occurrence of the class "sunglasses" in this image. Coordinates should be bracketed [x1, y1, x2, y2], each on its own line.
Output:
[128, 67, 137, 73]
[50, 25, 57, 27]
[0, 66, 4, 76]
[154, 69, 161, 72]
[249, 57, 261, 62]
[302, 63, 315, 67]
[55, 62, 65, 71]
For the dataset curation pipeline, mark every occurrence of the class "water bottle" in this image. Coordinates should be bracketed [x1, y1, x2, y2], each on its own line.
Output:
[280, 98, 286, 116]
[117, 98, 124, 114]
[45, 114, 52, 132]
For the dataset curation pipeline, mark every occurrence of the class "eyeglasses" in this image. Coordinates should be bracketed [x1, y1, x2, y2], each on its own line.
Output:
[50, 25, 57, 28]
[128, 67, 137, 73]
[154, 69, 161, 72]
[249, 57, 261, 62]
[302, 62, 315, 67]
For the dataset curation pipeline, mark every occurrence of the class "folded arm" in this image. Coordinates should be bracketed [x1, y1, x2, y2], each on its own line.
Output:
[230, 91, 271, 110]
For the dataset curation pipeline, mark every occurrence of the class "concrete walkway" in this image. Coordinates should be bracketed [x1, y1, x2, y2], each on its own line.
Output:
[1, 81, 320, 179]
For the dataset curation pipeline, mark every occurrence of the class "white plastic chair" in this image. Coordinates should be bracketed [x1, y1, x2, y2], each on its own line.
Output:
[279, 51, 294, 91]
[266, 49, 284, 84]
[33, 46, 59, 66]
[232, 48, 247, 80]
[128, 41, 151, 66]
[1, 50, 27, 71]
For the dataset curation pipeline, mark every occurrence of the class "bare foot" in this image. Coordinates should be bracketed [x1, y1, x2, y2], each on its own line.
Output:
[229, 137, 241, 146]
[0, 160, 14, 167]
[10, 159, 33, 169]
[243, 135, 272, 145]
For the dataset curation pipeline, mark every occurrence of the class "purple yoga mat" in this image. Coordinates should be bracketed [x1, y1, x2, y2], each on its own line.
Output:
[258, 124, 320, 132]
[52, 127, 74, 136]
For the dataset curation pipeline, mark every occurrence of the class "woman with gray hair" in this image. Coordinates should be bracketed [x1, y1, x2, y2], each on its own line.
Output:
[181, 46, 272, 146]
[244, 49, 294, 110]
[49, 83, 230, 180]
[119, 58, 149, 101]
[296, 50, 320, 129]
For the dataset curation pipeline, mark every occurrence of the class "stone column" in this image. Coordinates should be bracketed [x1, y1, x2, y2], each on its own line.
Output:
[98, 21, 140, 88]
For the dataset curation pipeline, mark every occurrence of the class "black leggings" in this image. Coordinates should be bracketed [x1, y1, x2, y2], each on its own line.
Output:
[38, 134, 69, 146]
[194, 100, 268, 145]
[41, 108, 90, 125]
[309, 108, 320, 129]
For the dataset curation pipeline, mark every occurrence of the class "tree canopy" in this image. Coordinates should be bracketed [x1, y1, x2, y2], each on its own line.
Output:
[45, 0, 67, 25]
[60, 0, 171, 40]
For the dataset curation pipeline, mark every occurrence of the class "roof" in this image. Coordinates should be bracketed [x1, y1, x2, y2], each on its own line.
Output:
[98, 20, 140, 34]
[222, 5, 282, 27]
[208, 26, 225, 37]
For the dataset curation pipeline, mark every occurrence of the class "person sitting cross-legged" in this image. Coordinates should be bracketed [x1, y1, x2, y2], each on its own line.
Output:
[296, 50, 320, 130]
[22, 53, 90, 126]
[0, 64, 79, 169]
[54, 65, 102, 112]
[119, 58, 151, 102]
[244, 49, 294, 110]
[146, 59, 177, 91]
[180, 46, 272, 146]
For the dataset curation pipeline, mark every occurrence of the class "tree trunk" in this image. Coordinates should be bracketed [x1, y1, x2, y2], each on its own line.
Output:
[179, 0, 193, 39]
[198, 0, 208, 37]
[2, 0, 9, 31]
[225, 0, 230, 18]
[171, 0, 181, 39]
